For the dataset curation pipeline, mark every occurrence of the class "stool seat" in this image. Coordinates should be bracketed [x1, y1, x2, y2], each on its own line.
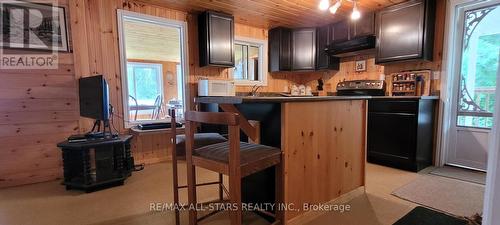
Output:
[176, 133, 227, 157]
[194, 141, 281, 177]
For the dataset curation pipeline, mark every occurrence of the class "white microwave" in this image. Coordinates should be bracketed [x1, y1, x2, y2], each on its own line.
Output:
[198, 80, 236, 96]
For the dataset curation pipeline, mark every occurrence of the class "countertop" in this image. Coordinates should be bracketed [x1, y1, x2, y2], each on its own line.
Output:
[196, 95, 439, 104]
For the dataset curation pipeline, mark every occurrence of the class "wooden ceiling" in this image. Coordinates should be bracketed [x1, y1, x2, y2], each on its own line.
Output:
[124, 19, 181, 62]
[139, 0, 406, 28]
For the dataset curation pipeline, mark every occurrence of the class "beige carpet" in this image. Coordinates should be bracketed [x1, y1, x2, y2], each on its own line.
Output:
[430, 166, 486, 185]
[0, 163, 418, 225]
[89, 211, 270, 225]
[392, 175, 484, 217]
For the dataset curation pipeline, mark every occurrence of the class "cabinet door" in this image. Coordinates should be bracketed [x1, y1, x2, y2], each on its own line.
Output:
[368, 112, 418, 164]
[292, 28, 316, 70]
[376, 0, 426, 63]
[208, 12, 234, 66]
[280, 29, 292, 71]
[316, 25, 330, 70]
[350, 12, 375, 38]
[330, 20, 349, 43]
[269, 27, 291, 72]
[199, 11, 234, 67]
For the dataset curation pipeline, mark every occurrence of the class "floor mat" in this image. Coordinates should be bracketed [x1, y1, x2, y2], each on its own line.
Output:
[393, 206, 468, 225]
[392, 175, 484, 217]
[430, 166, 486, 185]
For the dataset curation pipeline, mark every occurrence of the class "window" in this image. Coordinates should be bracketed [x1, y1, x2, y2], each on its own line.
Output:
[126, 62, 163, 121]
[455, 5, 500, 129]
[231, 37, 267, 86]
[117, 10, 187, 127]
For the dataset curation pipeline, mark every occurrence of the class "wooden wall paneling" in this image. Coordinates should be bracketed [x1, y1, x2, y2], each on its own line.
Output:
[0, 168, 63, 188]
[0, 0, 82, 188]
[281, 100, 365, 222]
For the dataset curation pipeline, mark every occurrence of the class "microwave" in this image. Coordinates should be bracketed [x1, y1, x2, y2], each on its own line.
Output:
[198, 80, 236, 96]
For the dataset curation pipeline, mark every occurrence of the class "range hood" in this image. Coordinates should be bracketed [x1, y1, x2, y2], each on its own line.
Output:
[326, 35, 376, 57]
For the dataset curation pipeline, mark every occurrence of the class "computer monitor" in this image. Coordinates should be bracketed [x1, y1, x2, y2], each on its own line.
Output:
[78, 75, 110, 121]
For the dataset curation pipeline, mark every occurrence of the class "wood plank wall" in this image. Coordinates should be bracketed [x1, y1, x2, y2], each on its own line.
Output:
[0, 0, 445, 188]
[0, 0, 80, 188]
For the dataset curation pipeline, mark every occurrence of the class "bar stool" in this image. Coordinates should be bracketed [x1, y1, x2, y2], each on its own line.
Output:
[169, 109, 228, 225]
[184, 111, 283, 225]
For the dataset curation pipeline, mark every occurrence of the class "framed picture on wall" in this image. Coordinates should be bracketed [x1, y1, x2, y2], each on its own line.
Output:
[1, 2, 69, 52]
[355, 60, 367, 72]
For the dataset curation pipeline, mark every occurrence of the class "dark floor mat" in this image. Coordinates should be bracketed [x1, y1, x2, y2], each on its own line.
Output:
[393, 207, 468, 225]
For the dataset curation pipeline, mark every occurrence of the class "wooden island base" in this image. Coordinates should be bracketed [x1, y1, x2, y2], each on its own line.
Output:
[281, 100, 366, 223]
[198, 97, 367, 224]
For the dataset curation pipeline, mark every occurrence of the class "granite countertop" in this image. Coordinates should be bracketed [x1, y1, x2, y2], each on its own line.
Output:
[196, 95, 439, 104]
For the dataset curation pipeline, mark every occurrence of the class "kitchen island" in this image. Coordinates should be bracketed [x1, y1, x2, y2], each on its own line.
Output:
[196, 96, 369, 224]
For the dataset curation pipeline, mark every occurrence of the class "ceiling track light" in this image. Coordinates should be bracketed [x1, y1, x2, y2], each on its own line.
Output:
[318, 0, 361, 20]
[351, 1, 361, 20]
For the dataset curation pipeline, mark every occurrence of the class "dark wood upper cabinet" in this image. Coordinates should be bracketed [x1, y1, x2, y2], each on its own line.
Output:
[292, 28, 316, 70]
[330, 20, 350, 43]
[316, 25, 340, 70]
[350, 12, 375, 39]
[198, 11, 235, 67]
[376, 0, 436, 63]
[269, 27, 292, 72]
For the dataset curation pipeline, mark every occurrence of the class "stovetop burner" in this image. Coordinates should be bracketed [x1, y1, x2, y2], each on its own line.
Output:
[336, 80, 386, 96]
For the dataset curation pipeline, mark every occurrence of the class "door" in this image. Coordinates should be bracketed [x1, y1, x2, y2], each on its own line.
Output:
[446, 1, 500, 171]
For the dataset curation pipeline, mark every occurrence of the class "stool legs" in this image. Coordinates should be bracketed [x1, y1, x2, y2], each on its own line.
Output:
[218, 174, 224, 201]
[228, 126, 242, 225]
[172, 159, 180, 225]
[187, 164, 197, 225]
[229, 172, 242, 225]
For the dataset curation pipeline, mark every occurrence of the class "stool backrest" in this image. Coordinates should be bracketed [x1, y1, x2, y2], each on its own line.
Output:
[184, 111, 241, 177]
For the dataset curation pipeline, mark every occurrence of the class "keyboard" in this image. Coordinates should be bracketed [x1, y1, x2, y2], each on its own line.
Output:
[137, 122, 182, 130]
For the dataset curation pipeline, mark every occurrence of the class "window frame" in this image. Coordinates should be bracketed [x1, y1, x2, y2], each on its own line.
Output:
[230, 36, 268, 86]
[117, 10, 189, 128]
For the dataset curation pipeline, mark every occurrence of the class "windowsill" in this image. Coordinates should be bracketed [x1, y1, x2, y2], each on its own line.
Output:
[129, 126, 185, 136]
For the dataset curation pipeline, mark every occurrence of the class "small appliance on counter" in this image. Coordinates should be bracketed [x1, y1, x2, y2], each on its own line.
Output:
[336, 80, 386, 96]
[198, 79, 235, 96]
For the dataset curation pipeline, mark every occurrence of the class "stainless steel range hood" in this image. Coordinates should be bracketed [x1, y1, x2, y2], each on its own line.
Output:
[326, 35, 376, 57]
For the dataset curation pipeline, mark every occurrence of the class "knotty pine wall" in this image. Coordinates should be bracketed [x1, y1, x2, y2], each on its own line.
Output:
[0, 0, 79, 188]
[0, 0, 445, 188]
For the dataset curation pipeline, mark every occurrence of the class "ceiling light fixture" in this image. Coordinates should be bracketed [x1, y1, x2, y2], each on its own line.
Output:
[351, 1, 361, 20]
[319, 0, 330, 10]
[329, 0, 342, 14]
[319, 0, 361, 20]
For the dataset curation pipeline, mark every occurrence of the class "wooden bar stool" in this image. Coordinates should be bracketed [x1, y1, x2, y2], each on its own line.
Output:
[184, 111, 283, 225]
[169, 109, 228, 225]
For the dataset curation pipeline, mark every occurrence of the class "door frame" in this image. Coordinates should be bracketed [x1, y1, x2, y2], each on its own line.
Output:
[483, 49, 500, 225]
[439, 0, 500, 168]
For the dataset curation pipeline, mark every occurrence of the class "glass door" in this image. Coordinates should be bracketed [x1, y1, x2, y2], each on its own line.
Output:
[446, 1, 500, 171]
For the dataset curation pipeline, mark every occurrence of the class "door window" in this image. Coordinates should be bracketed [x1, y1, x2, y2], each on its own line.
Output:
[457, 5, 500, 129]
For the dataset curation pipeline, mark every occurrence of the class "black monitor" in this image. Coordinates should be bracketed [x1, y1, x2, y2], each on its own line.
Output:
[78, 75, 110, 121]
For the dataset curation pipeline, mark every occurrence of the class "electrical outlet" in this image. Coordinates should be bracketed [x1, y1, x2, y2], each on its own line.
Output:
[433, 71, 441, 80]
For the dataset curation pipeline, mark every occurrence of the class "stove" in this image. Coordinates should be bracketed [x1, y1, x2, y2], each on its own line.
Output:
[336, 80, 386, 96]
